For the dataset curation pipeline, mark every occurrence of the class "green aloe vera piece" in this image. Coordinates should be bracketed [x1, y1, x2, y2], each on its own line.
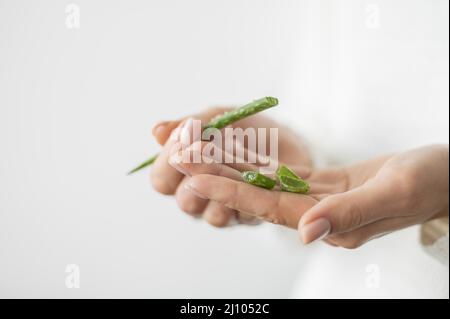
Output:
[278, 175, 310, 194]
[276, 165, 299, 179]
[127, 154, 159, 175]
[129, 97, 279, 174]
[276, 165, 310, 194]
[242, 171, 277, 190]
[203, 97, 278, 130]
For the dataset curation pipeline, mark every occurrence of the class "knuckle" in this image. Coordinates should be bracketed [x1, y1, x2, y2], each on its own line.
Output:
[205, 211, 231, 228]
[150, 172, 177, 195]
[257, 192, 284, 224]
[268, 192, 283, 214]
[176, 190, 204, 215]
[226, 183, 240, 210]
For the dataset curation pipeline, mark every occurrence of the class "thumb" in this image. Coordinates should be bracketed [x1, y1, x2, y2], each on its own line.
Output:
[298, 182, 394, 244]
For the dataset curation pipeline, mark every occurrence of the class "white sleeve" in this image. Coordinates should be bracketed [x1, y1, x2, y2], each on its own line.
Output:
[421, 218, 449, 266]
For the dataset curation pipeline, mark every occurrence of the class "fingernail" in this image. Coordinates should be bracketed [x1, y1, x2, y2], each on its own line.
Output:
[180, 118, 194, 146]
[300, 218, 331, 244]
[184, 182, 207, 199]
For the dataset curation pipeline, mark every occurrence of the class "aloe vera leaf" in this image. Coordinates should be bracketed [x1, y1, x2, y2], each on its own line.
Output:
[276, 165, 300, 179]
[203, 96, 278, 130]
[279, 175, 310, 194]
[127, 154, 159, 175]
[242, 171, 277, 190]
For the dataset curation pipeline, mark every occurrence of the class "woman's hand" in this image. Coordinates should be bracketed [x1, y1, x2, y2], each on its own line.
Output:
[178, 144, 449, 248]
[149, 107, 312, 227]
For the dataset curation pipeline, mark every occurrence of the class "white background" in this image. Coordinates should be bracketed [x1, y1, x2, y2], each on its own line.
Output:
[0, 0, 448, 298]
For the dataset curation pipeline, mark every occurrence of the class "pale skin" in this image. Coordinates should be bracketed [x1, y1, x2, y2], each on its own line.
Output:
[150, 108, 449, 249]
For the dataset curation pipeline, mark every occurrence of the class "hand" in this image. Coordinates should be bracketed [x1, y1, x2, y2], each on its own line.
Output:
[149, 107, 312, 227]
[179, 145, 449, 248]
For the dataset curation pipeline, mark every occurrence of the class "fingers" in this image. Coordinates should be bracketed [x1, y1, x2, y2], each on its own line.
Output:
[150, 116, 207, 195]
[175, 177, 208, 216]
[150, 122, 186, 195]
[202, 201, 235, 228]
[173, 160, 243, 181]
[172, 146, 339, 196]
[150, 106, 233, 195]
[168, 140, 260, 180]
[172, 154, 317, 227]
[170, 147, 274, 227]
[298, 181, 400, 244]
[176, 175, 259, 227]
[186, 174, 318, 229]
[169, 144, 244, 181]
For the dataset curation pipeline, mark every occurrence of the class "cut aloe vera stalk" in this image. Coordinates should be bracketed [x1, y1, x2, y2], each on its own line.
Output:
[276, 165, 299, 179]
[242, 171, 277, 190]
[278, 175, 310, 194]
[277, 165, 310, 194]
[127, 154, 159, 175]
